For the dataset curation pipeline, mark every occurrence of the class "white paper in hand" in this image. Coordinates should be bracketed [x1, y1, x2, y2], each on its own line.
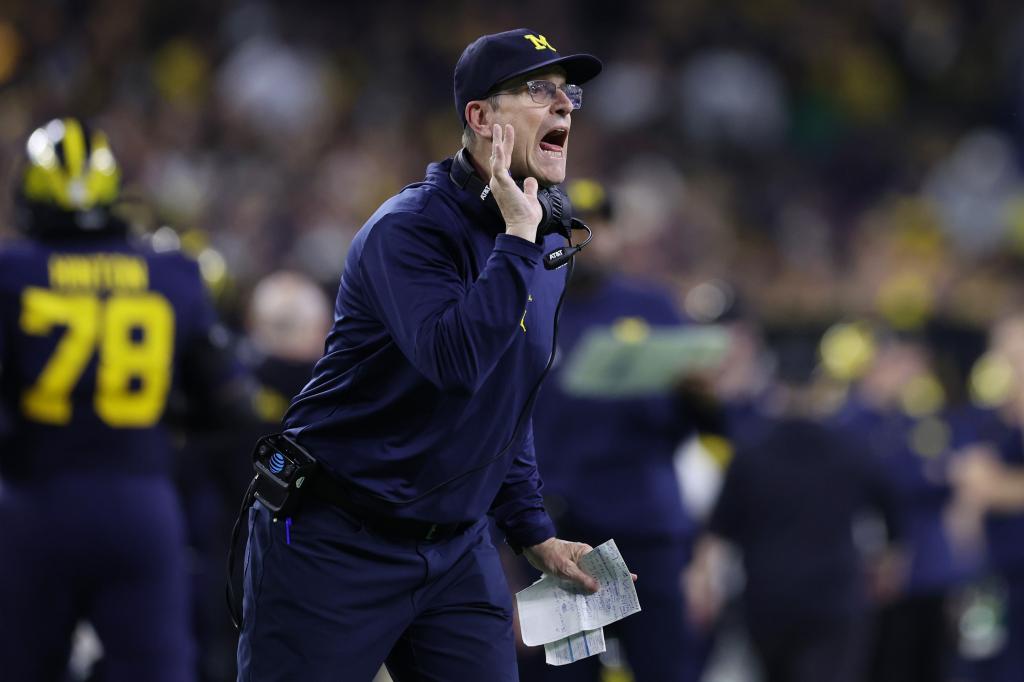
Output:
[516, 539, 641, 647]
[544, 628, 606, 666]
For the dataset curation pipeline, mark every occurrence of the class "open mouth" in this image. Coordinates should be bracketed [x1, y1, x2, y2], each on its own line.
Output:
[539, 128, 568, 156]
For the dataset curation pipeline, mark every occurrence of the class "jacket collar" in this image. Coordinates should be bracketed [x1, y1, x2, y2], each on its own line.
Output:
[428, 156, 506, 235]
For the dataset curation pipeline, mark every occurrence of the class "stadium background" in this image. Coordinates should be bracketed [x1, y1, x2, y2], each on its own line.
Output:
[5, 0, 1024, 328]
[4, 1, 1024, 681]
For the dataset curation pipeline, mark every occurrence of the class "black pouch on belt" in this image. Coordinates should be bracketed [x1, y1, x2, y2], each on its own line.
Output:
[252, 432, 319, 518]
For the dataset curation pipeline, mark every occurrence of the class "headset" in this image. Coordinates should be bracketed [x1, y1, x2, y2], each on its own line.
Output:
[449, 148, 591, 270]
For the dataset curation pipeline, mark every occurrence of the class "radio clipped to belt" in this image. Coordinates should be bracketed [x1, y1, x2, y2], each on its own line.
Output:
[251, 432, 319, 518]
[227, 432, 319, 628]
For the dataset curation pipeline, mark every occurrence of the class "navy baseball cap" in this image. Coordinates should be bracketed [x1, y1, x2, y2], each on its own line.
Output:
[454, 29, 602, 126]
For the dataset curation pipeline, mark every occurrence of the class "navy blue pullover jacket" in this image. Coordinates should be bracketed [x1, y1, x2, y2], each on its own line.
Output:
[284, 156, 565, 549]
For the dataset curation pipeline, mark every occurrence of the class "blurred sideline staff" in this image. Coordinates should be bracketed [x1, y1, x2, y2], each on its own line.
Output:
[528, 179, 716, 682]
[196, 270, 332, 504]
[245, 270, 333, 424]
[950, 314, 1024, 681]
[834, 332, 976, 682]
[687, 330, 903, 682]
[0, 118, 250, 682]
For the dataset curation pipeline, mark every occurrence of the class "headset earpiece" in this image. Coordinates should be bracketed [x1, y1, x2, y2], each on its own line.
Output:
[449, 148, 575, 241]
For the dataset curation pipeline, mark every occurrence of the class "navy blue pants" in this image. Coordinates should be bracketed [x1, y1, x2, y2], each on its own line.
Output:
[0, 474, 195, 682]
[237, 497, 518, 681]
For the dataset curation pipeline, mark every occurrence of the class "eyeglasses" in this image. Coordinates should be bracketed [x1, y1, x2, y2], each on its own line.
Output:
[492, 80, 583, 110]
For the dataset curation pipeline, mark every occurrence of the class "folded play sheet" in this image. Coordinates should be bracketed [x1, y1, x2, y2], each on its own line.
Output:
[516, 540, 641, 665]
[544, 628, 606, 666]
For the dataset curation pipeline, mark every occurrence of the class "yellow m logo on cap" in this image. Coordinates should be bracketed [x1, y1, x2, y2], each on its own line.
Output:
[524, 34, 556, 52]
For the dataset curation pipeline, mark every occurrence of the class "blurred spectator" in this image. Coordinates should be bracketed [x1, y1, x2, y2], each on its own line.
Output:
[924, 130, 1024, 257]
[675, 48, 787, 151]
[245, 269, 332, 367]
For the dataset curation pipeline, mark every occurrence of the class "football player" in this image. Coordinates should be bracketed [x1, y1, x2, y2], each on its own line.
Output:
[0, 118, 248, 682]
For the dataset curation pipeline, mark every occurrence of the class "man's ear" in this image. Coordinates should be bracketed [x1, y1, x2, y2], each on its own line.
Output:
[465, 101, 494, 139]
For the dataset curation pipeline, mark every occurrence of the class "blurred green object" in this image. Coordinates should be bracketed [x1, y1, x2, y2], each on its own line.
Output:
[560, 323, 729, 398]
[957, 578, 1007, 661]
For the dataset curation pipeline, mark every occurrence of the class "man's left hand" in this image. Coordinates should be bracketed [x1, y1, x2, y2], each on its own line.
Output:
[524, 538, 598, 592]
[524, 536, 637, 593]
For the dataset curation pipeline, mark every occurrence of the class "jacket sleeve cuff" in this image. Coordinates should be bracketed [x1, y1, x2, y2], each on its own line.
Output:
[494, 233, 544, 261]
[503, 510, 557, 554]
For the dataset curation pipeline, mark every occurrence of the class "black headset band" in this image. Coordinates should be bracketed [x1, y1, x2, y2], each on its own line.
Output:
[450, 148, 484, 193]
[447, 147, 575, 247]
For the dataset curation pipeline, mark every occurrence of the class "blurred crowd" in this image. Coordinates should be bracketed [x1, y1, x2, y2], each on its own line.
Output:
[3, 0, 1024, 325]
[7, 0, 1024, 681]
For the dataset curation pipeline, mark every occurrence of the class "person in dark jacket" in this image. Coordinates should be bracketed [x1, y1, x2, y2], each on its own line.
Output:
[687, 331, 903, 682]
[235, 29, 606, 681]
[834, 335, 976, 682]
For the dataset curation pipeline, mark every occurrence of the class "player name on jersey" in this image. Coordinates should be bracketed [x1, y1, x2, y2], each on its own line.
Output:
[48, 253, 148, 292]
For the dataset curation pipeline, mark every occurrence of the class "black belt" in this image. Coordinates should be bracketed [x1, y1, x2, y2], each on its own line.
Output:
[307, 471, 475, 542]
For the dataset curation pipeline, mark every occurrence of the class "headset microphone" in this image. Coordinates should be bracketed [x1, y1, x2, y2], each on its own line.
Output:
[449, 149, 592, 270]
[544, 219, 592, 270]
